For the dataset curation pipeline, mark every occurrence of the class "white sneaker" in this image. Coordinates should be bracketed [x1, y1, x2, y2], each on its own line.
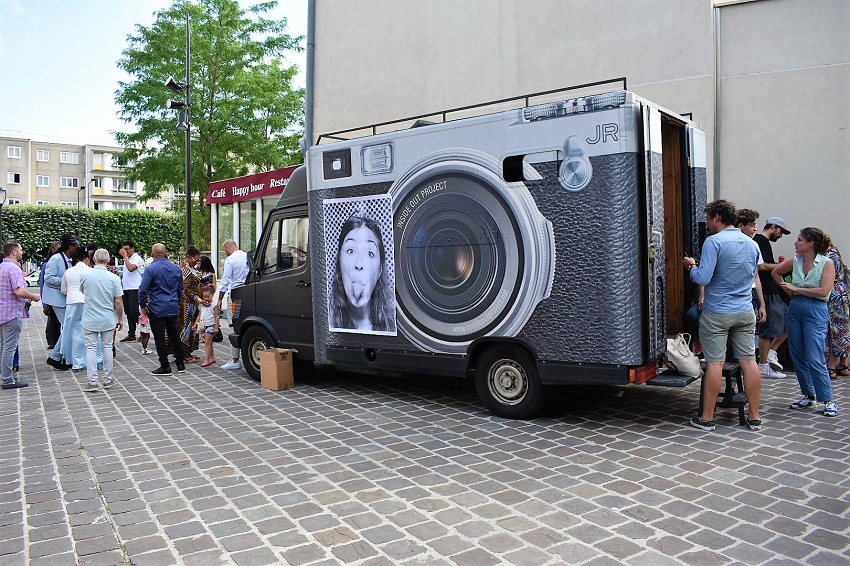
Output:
[767, 349, 783, 371]
[759, 363, 786, 379]
[142, 348, 153, 355]
[221, 360, 242, 370]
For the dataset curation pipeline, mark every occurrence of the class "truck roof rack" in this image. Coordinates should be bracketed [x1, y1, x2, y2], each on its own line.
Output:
[315, 77, 627, 145]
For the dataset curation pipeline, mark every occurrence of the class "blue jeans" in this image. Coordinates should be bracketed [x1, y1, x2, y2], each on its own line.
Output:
[1, 318, 23, 382]
[61, 303, 86, 369]
[786, 296, 833, 402]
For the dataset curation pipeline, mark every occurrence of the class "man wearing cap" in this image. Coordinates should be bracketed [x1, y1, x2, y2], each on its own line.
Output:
[754, 216, 792, 379]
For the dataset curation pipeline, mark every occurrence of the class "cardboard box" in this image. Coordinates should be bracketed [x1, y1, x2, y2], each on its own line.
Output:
[259, 348, 295, 391]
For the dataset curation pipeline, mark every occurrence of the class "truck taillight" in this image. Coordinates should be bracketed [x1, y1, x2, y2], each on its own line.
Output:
[630, 360, 658, 384]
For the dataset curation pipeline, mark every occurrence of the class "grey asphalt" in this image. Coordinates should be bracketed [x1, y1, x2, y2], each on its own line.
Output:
[1, 308, 849, 566]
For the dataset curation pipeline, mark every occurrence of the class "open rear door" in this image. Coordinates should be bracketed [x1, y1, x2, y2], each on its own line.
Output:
[642, 104, 666, 359]
[686, 125, 708, 258]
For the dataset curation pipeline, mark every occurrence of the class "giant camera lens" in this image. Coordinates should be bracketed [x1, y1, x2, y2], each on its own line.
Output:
[390, 151, 554, 353]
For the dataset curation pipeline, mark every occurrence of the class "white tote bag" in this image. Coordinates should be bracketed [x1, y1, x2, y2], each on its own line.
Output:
[665, 333, 704, 377]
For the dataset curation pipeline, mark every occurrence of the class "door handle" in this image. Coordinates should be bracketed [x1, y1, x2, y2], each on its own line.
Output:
[648, 230, 662, 262]
[297, 281, 311, 288]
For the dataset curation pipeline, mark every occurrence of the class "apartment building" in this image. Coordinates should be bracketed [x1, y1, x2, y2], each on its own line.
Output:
[1, 135, 167, 211]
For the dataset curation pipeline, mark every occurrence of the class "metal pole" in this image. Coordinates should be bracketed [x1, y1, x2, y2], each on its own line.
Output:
[185, 7, 193, 249]
[1, 187, 8, 243]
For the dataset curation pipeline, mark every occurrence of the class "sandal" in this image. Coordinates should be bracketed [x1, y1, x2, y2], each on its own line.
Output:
[185, 355, 201, 363]
[836, 364, 850, 377]
[829, 367, 838, 379]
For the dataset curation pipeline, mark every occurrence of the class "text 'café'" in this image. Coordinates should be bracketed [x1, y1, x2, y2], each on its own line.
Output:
[206, 165, 299, 270]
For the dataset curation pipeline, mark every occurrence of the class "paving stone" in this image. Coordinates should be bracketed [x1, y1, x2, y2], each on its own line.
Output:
[0, 538, 23, 555]
[230, 547, 280, 566]
[447, 547, 500, 566]
[28, 536, 73, 558]
[126, 549, 179, 565]
[123, 535, 168, 555]
[29, 551, 78, 566]
[281, 543, 327, 565]
[173, 534, 219, 555]
[75, 535, 120, 557]
[181, 550, 229, 565]
[594, 536, 644, 559]
[220, 532, 264, 553]
[28, 524, 70, 543]
[117, 521, 160, 540]
[70, 521, 115, 542]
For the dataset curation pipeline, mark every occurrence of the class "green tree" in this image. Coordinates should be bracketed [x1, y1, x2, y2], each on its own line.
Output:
[115, 0, 304, 250]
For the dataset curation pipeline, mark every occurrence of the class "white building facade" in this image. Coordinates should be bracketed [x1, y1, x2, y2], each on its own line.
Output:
[1, 135, 168, 212]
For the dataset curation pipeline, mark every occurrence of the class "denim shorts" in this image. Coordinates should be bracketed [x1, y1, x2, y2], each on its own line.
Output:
[699, 308, 757, 362]
[758, 294, 788, 338]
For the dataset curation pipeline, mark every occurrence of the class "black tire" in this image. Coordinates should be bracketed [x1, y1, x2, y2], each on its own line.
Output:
[241, 325, 274, 381]
[475, 345, 544, 419]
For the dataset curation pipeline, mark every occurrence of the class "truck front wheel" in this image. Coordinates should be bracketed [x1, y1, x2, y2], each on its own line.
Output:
[241, 326, 274, 381]
[475, 346, 544, 419]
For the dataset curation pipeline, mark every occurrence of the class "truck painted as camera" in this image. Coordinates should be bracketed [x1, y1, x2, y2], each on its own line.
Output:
[230, 89, 707, 419]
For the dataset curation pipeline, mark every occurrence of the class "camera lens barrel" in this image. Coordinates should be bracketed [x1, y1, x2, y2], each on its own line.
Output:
[390, 150, 554, 353]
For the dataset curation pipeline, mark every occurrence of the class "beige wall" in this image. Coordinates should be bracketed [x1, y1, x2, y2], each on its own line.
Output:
[312, 0, 715, 130]
[716, 0, 849, 252]
[311, 0, 849, 248]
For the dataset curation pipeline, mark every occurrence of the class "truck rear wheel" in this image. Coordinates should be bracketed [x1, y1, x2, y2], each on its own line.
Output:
[475, 346, 544, 419]
[241, 326, 274, 381]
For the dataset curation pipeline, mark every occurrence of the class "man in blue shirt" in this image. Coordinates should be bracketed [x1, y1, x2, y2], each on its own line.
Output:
[683, 200, 763, 432]
[44, 234, 78, 370]
[138, 243, 185, 376]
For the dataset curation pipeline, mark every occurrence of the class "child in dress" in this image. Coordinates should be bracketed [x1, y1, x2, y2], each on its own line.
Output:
[192, 286, 220, 367]
[138, 312, 153, 355]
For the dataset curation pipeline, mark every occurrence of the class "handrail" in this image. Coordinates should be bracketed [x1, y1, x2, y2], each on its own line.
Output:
[315, 77, 627, 145]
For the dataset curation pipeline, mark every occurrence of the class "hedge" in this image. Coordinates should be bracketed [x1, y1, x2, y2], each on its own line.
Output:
[0, 205, 184, 260]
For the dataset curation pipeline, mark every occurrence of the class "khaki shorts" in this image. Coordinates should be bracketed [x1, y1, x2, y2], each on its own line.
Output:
[699, 308, 756, 362]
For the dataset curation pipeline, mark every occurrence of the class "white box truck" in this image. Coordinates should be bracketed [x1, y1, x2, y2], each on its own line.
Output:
[230, 87, 707, 418]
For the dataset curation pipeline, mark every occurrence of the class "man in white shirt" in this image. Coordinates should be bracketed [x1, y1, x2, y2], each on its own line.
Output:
[217, 240, 250, 370]
[118, 240, 145, 342]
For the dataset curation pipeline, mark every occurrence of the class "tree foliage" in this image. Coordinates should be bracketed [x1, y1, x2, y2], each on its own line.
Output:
[1, 205, 183, 260]
[115, 0, 304, 249]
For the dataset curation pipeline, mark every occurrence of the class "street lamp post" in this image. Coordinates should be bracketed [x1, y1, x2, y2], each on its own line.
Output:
[0, 186, 7, 243]
[165, 7, 192, 251]
[77, 179, 96, 233]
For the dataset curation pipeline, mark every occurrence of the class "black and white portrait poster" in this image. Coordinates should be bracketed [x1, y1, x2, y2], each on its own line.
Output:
[323, 195, 397, 335]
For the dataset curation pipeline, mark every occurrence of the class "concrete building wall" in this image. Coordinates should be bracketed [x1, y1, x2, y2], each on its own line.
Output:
[310, 0, 849, 249]
[715, 0, 849, 244]
[311, 0, 716, 166]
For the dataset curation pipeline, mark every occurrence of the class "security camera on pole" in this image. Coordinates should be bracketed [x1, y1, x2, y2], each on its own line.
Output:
[164, 7, 192, 250]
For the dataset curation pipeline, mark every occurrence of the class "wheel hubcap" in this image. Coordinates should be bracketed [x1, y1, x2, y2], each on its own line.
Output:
[251, 341, 268, 367]
[488, 359, 527, 404]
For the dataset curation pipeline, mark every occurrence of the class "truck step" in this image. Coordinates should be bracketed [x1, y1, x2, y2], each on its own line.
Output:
[645, 373, 700, 388]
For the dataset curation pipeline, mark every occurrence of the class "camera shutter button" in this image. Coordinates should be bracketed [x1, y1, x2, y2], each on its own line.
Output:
[559, 135, 593, 192]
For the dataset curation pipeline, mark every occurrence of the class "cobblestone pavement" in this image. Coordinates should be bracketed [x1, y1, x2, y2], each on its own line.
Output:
[1, 309, 849, 566]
